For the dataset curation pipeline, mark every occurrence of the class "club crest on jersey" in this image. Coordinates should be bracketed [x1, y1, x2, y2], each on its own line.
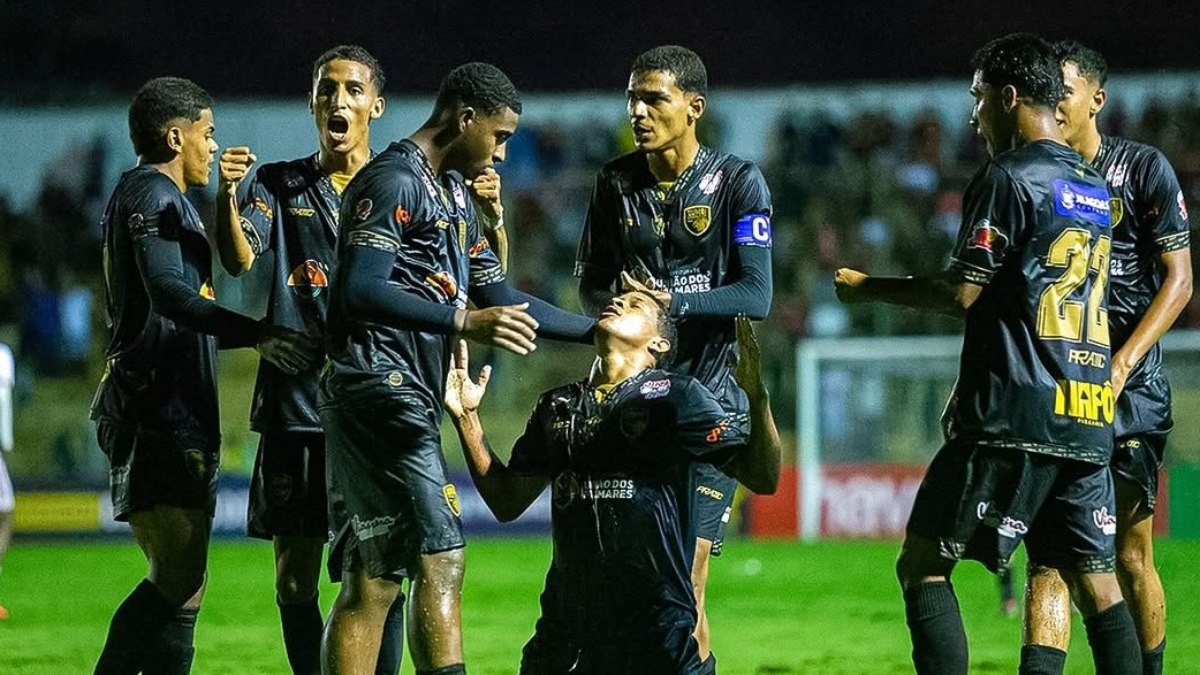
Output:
[699, 170, 724, 195]
[1106, 162, 1128, 189]
[1179, 190, 1189, 221]
[1109, 198, 1124, 227]
[442, 484, 462, 518]
[639, 378, 671, 400]
[967, 219, 1007, 253]
[683, 205, 712, 236]
[287, 260, 330, 298]
[1053, 179, 1111, 226]
[355, 198, 373, 221]
[458, 219, 468, 248]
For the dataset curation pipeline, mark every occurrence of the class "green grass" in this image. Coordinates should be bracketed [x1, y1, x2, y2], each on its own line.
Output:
[1, 538, 1198, 673]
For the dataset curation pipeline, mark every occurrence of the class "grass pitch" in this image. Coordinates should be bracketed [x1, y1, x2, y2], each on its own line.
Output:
[1, 537, 1197, 673]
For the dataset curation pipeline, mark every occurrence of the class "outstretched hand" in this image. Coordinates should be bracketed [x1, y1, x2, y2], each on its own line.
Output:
[620, 270, 671, 306]
[733, 315, 766, 399]
[256, 325, 318, 375]
[833, 268, 870, 305]
[445, 339, 492, 419]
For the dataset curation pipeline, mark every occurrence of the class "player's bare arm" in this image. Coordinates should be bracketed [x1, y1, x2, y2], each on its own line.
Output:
[215, 146, 258, 275]
[468, 167, 509, 272]
[834, 267, 982, 316]
[721, 315, 781, 495]
[445, 340, 548, 521]
[1110, 248, 1192, 398]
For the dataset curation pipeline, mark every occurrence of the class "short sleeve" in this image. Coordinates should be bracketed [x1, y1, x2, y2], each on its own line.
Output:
[729, 162, 774, 249]
[673, 379, 749, 464]
[509, 394, 555, 477]
[465, 198, 506, 287]
[574, 174, 622, 280]
[340, 169, 419, 257]
[235, 168, 279, 257]
[947, 162, 1024, 285]
[1135, 149, 1191, 253]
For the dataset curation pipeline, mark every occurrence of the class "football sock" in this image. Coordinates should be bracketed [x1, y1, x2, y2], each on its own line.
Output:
[375, 594, 406, 675]
[699, 652, 718, 675]
[1084, 602, 1141, 675]
[1143, 638, 1165, 675]
[415, 665, 466, 675]
[904, 581, 968, 675]
[1018, 644, 1066, 675]
[143, 605, 199, 675]
[999, 568, 1015, 600]
[278, 597, 323, 675]
[94, 579, 173, 674]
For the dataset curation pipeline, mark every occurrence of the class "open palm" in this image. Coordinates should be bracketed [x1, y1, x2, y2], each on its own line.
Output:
[445, 339, 491, 418]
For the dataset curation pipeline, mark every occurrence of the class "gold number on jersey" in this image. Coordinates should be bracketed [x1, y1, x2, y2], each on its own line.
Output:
[1036, 229, 1111, 347]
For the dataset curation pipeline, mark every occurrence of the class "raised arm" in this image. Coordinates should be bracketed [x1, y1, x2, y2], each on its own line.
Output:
[214, 146, 260, 275]
[720, 316, 782, 495]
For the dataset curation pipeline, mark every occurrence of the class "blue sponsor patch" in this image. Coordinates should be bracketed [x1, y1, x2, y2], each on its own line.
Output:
[733, 213, 773, 247]
[1053, 179, 1111, 227]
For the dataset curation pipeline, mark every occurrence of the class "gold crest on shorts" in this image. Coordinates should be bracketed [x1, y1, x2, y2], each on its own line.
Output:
[683, 205, 712, 236]
[443, 484, 461, 517]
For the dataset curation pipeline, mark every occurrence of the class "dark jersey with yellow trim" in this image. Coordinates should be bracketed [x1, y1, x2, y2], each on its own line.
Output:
[92, 166, 223, 448]
[1091, 136, 1190, 438]
[238, 154, 339, 433]
[510, 369, 749, 644]
[574, 148, 772, 398]
[945, 140, 1114, 465]
[324, 140, 504, 414]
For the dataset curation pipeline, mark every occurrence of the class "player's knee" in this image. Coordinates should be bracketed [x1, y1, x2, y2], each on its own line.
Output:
[276, 571, 318, 604]
[1062, 571, 1124, 616]
[416, 547, 466, 591]
[1116, 540, 1150, 580]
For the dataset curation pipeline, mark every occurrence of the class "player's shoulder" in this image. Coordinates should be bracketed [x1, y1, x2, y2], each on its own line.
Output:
[712, 151, 768, 190]
[252, 155, 317, 194]
[637, 370, 708, 403]
[597, 151, 648, 183]
[117, 165, 181, 211]
[534, 380, 585, 412]
[1109, 136, 1175, 178]
[348, 143, 423, 196]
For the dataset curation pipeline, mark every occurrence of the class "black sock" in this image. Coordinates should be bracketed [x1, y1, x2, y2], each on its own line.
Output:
[278, 597, 323, 675]
[1019, 644, 1067, 675]
[415, 665, 465, 675]
[143, 606, 199, 675]
[699, 652, 717, 675]
[1143, 638, 1165, 675]
[375, 593, 406, 675]
[94, 579, 174, 674]
[904, 581, 968, 675]
[1084, 602, 1141, 675]
[999, 568, 1015, 601]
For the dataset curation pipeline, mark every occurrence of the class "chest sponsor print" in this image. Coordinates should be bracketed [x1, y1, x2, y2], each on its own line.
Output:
[1053, 179, 1111, 227]
[287, 260, 330, 298]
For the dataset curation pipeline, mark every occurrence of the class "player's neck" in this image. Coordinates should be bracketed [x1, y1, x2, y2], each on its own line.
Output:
[1076, 127, 1103, 163]
[646, 136, 700, 183]
[318, 144, 370, 176]
[145, 159, 187, 192]
[591, 348, 653, 388]
[1015, 111, 1069, 149]
[408, 127, 449, 175]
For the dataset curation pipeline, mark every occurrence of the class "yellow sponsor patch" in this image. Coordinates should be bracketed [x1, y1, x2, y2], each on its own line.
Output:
[443, 484, 462, 518]
[683, 205, 712, 236]
[1054, 379, 1114, 427]
[13, 492, 101, 532]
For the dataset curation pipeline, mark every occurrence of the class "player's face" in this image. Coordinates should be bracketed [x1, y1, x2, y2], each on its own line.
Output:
[178, 108, 218, 187]
[1056, 61, 1102, 150]
[968, 71, 1012, 157]
[311, 59, 385, 156]
[627, 70, 703, 154]
[597, 291, 669, 355]
[447, 106, 519, 178]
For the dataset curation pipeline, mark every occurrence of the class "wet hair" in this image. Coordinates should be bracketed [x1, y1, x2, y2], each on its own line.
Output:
[435, 62, 522, 116]
[1054, 40, 1108, 87]
[312, 44, 386, 93]
[128, 77, 212, 158]
[970, 33, 1063, 108]
[632, 290, 677, 366]
[631, 45, 708, 96]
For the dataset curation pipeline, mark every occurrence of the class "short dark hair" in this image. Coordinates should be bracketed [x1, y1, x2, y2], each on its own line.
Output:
[435, 62, 522, 116]
[128, 77, 213, 158]
[1054, 40, 1108, 87]
[636, 291, 677, 366]
[631, 45, 708, 96]
[312, 45, 386, 93]
[970, 33, 1062, 108]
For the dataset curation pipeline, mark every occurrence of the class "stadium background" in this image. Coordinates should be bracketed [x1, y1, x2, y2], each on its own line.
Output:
[2, 1, 1200, 672]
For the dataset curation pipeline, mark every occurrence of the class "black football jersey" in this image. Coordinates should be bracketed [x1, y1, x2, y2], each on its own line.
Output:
[575, 147, 772, 401]
[324, 140, 505, 414]
[945, 140, 1115, 464]
[238, 155, 339, 433]
[1091, 136, 1190, 438]
[509, 369, 749, 643]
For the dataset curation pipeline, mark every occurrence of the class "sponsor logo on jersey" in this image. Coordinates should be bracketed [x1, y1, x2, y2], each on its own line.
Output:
[966, 218, 1007, 253]
[669, 272, 712, 294]
[580, 476, 636, 500]
[395, 205, 412, 226]
[733, 213, 772, 247]
[355, 198, 373, 221]
[199, 280, 216, 300]
[288, 207, 316, 217]
[1053, 179, 1112, 226]
[699, 169, 724, 195]
[425, 271, 459, 300]
[696, 485, 725, 501]
[976, 501, 1028, 538]
[683, 205, 713, 236]
[253, 197, 274, 221]
[1068, 349, 1106, 368]
[639, 378, 671, 399]
[1093, 507, 1117, 535]
[386, 371, 404, 388]
[1054, 379, 1115, 427]
[1178, 190, 1189, 221]
[351, 514, 395, 540]
[620, 407, 650, 438]
[443, 484, 462, 517]
[706, 418, 732, 443]
[287, 259, 330, 298]
[1109, 198, 1124, 227]
[468, 237, 491, 256]
[435, 219, 451, 230]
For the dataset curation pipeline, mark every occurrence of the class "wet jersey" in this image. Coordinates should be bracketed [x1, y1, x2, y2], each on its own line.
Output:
[238, 154, 339, 433]
[324, 140, 505, 414]
[1091, 136, 1190, 438]
[575, 148, 772, 400]
[92, 166, 261, 450]
[509, 369, 749, 644]
[945, 140, 1115, 464]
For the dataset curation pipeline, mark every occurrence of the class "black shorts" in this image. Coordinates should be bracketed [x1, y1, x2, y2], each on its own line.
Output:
[1111, 434, 1167, 514]
[321, 395, 463, 581]
[693, 463, 736, 555]
[96, 420, 220, 521]
[907, 443, 1116, 574]
[247, 430, 328, 540]
[520, 623, 701, 675]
